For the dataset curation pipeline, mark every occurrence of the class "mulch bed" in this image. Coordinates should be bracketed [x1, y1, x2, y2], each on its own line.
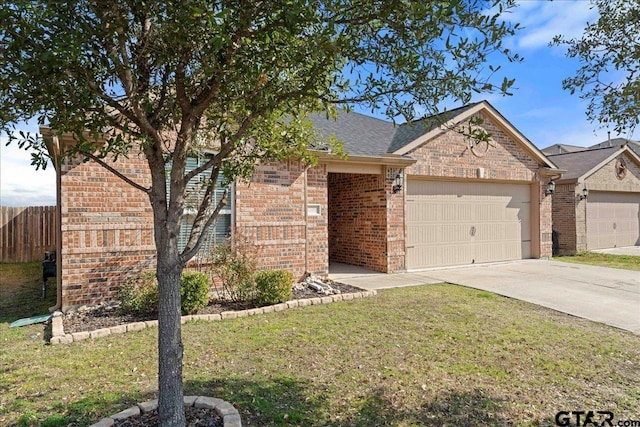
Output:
[62, 281, 365, 334]
[113, 406, 223, 426]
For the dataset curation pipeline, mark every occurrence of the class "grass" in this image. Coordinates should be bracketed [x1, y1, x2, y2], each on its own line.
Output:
[0, 262, 57, 324]
[553, 251, 640, 271]
[1, 263, 640, 426]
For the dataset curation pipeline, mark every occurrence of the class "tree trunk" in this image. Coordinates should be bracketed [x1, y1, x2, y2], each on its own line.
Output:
[156, 238, 186, 426]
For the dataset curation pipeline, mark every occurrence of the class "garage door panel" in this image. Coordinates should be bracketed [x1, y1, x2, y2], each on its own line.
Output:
[408, 223, 472, 246]
[475, 241, 520, 264]
[520, 201, 532, 241]
[407, 244, 474, 268]
[406, 180, 532, 269]
[586, 192, 640, 250]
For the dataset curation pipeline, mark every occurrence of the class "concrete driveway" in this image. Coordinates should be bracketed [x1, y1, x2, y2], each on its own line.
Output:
[330, 260, 640, 334]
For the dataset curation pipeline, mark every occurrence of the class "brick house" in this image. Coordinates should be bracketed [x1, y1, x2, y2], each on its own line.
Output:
[547, 145, 640, 254]
[43, 100, 560, 311]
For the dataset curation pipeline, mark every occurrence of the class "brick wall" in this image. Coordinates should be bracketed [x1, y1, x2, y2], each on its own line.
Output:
[385, 167, 406, 271]
[235, 161, 328, 279]
[584, 152, 640, 192]
[327, 167, 406, 273]
[328, 172, 388, 271]
[60, 154, 155, 309]
[552, 184, 578, 255]
[537, 181, 554, 258]
[60, 155, 328, 309]
[405, 112, 539, 181]
[575, 192, 588, 252]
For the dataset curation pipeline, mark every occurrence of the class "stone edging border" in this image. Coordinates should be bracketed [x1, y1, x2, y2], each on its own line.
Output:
[89, 395, 241, 427]
[50, 290, 378, 345]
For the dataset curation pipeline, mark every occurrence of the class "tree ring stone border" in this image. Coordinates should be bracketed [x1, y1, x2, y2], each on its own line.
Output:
[89, 395, 241, 427]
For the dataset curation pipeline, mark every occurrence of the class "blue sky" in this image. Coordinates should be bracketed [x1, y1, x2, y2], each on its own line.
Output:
[0, 0, 631, 207]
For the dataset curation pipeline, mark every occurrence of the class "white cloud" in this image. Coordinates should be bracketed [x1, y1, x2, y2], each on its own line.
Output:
[504, 0, 598, 51]
[0, 135, 56, 207]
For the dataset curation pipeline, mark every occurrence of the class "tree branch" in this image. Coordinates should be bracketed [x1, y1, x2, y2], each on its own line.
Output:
[184, 116, 254, 183]
[81, 150, 150, 193]
[181, 187, 228, 262]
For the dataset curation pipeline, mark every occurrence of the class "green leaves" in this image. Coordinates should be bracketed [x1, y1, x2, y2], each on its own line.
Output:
[1, 0, 521, 260]
[552, 0, 640, 135]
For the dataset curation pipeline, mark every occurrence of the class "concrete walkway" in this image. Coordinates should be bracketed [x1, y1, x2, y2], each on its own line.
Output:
[329, 260, 640, 334]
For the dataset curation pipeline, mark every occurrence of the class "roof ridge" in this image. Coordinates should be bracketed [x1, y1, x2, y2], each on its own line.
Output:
[334, 108, 395, 126]
[546, 145, 620, 157]
[402, 101, 483, 127]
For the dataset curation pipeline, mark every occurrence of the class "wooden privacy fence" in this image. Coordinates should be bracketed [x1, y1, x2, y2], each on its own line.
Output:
[0, 206, 57, 263]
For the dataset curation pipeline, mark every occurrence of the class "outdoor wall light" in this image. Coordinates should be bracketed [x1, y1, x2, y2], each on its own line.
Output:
[545, 180, 556, 195]
[393, 171, 404, 193]
[578, 186, 589, 201]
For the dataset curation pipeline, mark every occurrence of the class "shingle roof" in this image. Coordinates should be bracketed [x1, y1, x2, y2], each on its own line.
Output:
[541, 144, 585, 155]
[308, 110, 397, 156]
[589, 138, 640, 157]
[589, 138, 637, 149]
[546, 146, 620, 182]
[388, 103, 481, 153]
[308, 103, 482, 157]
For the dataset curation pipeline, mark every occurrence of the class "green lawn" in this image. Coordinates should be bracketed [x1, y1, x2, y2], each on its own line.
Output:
[0, 262, 57, 324]
[1, 264, 639, 426]
[553, 251, 640, 271]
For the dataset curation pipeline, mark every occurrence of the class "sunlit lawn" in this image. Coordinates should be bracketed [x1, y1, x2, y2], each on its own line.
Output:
[553, 251, 640, 271]
[1, 263, 639, 426]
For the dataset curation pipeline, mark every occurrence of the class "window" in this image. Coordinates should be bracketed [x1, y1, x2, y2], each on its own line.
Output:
[167, 157, 232, 253]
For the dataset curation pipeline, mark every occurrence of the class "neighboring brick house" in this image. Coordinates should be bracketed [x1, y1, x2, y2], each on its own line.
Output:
[43, 100, 560, 310]
[547, 145, 640, 254]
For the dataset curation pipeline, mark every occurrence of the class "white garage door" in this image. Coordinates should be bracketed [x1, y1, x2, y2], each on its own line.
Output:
[586, 191, 640, 250]
[406, 180, 532, 269]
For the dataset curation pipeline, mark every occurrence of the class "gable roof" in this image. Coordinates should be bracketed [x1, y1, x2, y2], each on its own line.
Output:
[547, 145, 640, 183]
[309, 101, 557, 169]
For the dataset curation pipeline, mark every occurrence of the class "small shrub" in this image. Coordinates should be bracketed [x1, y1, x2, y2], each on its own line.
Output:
[117, 270, 158, 315]
[254, 270, 294, 306]
[180, 271, 210, 315]
[118, 270, 210, 316]
[208, 237, 258, 304]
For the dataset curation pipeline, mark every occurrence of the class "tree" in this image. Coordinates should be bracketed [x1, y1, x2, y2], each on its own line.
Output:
[0, 1, 521, 425]
[552, 0, 640, 135]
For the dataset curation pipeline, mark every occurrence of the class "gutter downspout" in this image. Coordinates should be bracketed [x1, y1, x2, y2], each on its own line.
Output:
[49, 135, 62, 313]
[303, 166, 309, 275]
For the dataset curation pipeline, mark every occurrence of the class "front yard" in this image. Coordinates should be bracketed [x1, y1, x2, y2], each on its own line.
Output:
[553, 251, 640, 271]
[1, 263, 639, 426]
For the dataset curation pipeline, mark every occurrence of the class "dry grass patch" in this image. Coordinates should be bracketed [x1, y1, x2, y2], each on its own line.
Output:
[1, 263, 639, 426]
